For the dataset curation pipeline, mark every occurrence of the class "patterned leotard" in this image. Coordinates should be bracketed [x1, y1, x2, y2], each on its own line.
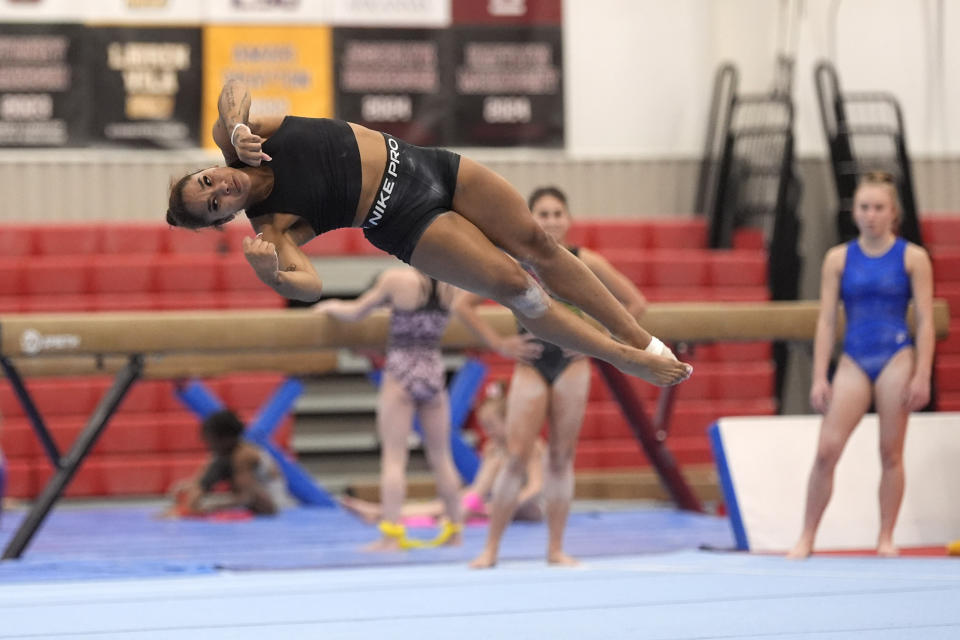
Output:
[385, 277, 451, 403]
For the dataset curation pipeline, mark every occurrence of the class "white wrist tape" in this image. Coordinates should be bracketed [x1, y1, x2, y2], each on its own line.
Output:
[644, 336, 666, 356]
[230, 122, 248, 146]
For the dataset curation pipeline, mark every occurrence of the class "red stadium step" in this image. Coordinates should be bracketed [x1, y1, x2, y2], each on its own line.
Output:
[935, 356, 960, 392]
[163, 226, 229, 254]
[101, 223, 166, 255]
[935, 320, 960, 355]
[95, 293, 158, 311]
[155, 254, 221, 292]
[590, 221, 651, 252]
[155, 292, 226, 310]
[645, 251, 710, 287]
[932, 249, 960, 283]
[922, 216, 960, 250]
[938, 392, 960, 412]
[34, 224, 102, 256]
[90, 254, 157, 294]
[709, 251, 767, 287]
[3, 460, 36, 497]
[0, 225, 36, 257]
[23, 256, 92, 295]
[220, 374, 288, 410]
[693, 341, 772, 362]
[0, 259, 23, 295]
[733, 227, 765, 250]
[646, 219, 707, 250]
[574, 436, 714, 470]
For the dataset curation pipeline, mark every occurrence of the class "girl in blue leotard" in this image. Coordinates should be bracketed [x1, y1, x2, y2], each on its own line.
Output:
[788, 172, 935, 559]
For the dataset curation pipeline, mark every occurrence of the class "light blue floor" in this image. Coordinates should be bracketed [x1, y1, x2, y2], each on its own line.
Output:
[2, 552, 959, 639]
[2, 504, 959, 638]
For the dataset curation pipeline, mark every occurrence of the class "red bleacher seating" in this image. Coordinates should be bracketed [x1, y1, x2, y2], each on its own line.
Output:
[0, 225, 36, 257]
[101, 223, 166, 254]
[922, 216, 960, 250]
[709, 251, 767, 286]
[22, 295, 95, 313]
[23, 256, 92, 295]
[34, 224, 102, 256]
[646, 220, 707, 249]
[91, 254, 157, 294]
[163, 226, 228, 254]
[0, 259, 22, 295]
[155, 254, 220, 292]
[591, 222, 650, 251]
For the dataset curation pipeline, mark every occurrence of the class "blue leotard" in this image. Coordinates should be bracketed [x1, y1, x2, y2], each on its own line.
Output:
[840, 237, 913, 381]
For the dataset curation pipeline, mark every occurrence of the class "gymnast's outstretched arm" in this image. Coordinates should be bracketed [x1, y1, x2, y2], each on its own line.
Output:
[311, 269, 400, 321]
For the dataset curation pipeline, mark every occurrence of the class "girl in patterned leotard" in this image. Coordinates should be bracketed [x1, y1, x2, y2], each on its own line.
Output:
[787, 172, 934, 559]
[313, 268, 464, 550]
[455, 186, 650, 568]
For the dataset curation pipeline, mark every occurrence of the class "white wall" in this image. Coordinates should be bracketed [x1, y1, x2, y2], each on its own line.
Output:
[565, 0, 959, 158]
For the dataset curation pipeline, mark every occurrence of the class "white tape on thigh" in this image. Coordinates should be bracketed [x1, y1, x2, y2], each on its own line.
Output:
[509, 277, 549, 318]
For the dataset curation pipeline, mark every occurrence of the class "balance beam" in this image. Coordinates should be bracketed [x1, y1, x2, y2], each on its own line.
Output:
[0, 300, 948, 359]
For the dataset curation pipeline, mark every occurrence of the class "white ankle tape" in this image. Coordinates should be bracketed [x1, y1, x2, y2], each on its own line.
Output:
[645, 336, 666, 356]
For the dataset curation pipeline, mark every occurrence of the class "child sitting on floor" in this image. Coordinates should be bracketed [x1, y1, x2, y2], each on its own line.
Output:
[164, 409, 291, 518]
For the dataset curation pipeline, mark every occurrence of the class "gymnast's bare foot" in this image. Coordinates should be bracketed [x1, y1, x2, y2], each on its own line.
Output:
[786, 539, 813, 560]
[444, 530, 463, 547]
[469, 548, 498, 569]
[619, 349, 693, 387]
[364, 537, 403, 552]
[877, 538, 899, 557]
[547, 551, 579, 567]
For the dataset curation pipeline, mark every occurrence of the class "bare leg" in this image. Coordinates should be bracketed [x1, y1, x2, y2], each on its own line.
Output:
[418, 389, 464, 545]
[411, 212, 691, 387]
[787, 357, 872, 559]
[470, 365, 549, 568]
[873, 348, 913, 557]
[544, 358, 590, 566]
[451, 158, 649, 348]
[368, 373, 414, 552]
[339, 496, 382, 524]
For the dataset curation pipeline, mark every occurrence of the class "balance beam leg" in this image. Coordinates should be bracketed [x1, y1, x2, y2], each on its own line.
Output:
[2, 356, 144, 559]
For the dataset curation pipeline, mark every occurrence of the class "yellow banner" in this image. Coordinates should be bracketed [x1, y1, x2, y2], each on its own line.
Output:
[202, 26, 333, 149]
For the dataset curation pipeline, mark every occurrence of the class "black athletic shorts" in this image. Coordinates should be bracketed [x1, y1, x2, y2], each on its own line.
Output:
[361, 134, 461, 264]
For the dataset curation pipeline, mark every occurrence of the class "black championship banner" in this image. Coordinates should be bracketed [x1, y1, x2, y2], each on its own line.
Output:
[0, 23, 88, 147]
[450, 0, 563, 147]
[333, 28, 451, 146]
[86, 26, 202, 149]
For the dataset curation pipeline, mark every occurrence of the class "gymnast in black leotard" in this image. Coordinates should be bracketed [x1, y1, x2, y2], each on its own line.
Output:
[163, 80, 690, 389]
[454, 186, 648, 568]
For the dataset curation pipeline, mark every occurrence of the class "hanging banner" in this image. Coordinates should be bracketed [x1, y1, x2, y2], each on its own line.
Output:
[450, 0, 563, 147]
[202, 26, 333, 149]
[86, 26, 202, 148]
[0, 23, 88, 147]
[333, 28, 449, 145]
[327, 0, 450, 28]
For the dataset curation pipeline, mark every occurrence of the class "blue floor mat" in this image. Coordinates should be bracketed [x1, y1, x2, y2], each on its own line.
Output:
[0, 504, 734, 583]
